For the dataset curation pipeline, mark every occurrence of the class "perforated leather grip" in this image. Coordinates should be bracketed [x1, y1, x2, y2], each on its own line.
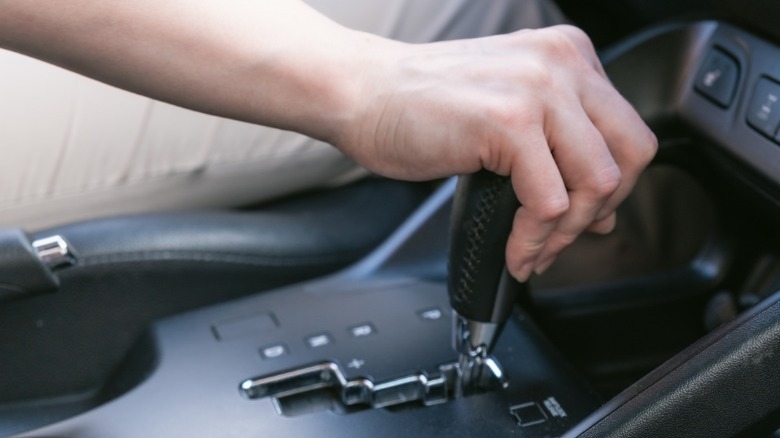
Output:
[448, 170, 524, 323]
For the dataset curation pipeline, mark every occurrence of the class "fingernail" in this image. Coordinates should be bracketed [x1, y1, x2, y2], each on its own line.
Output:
[534, 256, 555, 275]
[514, 263, 534, 282]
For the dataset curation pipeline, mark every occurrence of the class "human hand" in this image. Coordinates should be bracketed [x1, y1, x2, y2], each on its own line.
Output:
[337, 25, 657, 281]
[0, 0, 653, 283]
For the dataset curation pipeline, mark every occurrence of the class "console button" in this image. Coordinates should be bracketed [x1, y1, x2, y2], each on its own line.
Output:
[695, 48, 739, 108]
[509, 402, 548, 427]
[212, 312, 277, 341]
[746, 76, 780, 138]
[417, 307, 443, 321]
[260, 343, 288, 359]
[305, 333, 333, 348]
[348, 323, 377, 338]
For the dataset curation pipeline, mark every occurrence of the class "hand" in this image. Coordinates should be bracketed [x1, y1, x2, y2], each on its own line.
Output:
[338, 25, 658, 281]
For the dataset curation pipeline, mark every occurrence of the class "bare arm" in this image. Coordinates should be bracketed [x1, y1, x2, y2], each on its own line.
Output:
[0, 0, 657, 281]
[0, 0, 370, 143]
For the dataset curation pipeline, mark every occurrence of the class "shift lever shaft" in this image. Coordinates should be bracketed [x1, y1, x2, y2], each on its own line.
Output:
[448, 170, 525, 391]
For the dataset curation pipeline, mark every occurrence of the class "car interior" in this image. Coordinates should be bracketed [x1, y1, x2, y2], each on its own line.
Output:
[1, 0, 779, 436]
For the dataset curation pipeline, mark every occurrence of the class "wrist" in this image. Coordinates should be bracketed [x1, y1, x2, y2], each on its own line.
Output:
[314, 30, 405, 151]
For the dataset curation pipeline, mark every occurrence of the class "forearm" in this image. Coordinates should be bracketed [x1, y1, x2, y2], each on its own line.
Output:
[0, 0, 382, 144]
[0, 2, 657, 281]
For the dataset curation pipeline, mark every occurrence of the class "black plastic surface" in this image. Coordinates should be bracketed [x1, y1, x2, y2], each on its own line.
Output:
[567, 290, 780, 438]
[19, 277, 600, 438]
[0, 178, 428, 407]
[552, 19, 780, 435]
[0, 228, 58, 301]
[602, 21, 780, 189]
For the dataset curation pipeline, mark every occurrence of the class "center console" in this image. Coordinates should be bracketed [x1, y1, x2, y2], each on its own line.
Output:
[9, 20, 780, 437]
[18, 180, 600, 437]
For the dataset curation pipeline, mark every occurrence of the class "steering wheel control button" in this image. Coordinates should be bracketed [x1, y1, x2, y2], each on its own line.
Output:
[348, 323, 376, 338]
[305, 333, 333, 348]
[417, 307, 443, 321]
[212, 312, 278, 341]
[260, 343, 288, 360]
[747, 76, 780, 138]
[695, 48, 739, 108]
[509, 402, 548, 427]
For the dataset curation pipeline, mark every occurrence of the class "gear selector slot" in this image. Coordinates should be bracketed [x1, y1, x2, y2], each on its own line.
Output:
[239, 354, 506, 416]
[240, 359, 507, 415]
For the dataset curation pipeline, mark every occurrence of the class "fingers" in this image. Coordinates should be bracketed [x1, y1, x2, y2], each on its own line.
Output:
[580, 72, 658, 222]
[531, 103, 621, 275]
[357, 24, 655, 283]
[586, 212, 617, 234]
[505, 27, 655, 280]
[504, 130, 569, 281]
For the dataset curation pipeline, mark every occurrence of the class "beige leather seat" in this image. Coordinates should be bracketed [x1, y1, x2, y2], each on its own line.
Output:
[0, 0, 563, 230]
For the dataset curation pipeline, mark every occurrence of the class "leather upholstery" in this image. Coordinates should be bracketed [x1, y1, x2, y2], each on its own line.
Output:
[0, 177, 430, 402]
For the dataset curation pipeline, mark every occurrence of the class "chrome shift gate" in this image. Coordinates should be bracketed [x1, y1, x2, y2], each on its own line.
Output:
[240, 360, 460, 410]
[239, 352, 507, 412]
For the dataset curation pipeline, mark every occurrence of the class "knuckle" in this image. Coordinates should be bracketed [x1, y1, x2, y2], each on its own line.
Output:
[642, 129, 660, 163]
[627, 128, 659, 169]
[546, 26, 599, 73]
[557, 24, 588, 41]
[588, 164, 622, 198]
[522, 60, 554, 90]
[556, 25, 595, 53]
[534, 195, 569, 222]
[507, 27, 534, 42]
[541, 30, 579, 58]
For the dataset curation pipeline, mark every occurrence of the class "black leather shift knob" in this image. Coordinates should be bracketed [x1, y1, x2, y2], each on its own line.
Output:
[448, 170, 524, 324]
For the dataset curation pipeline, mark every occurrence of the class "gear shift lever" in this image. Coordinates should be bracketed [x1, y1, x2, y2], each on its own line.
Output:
[239, 172, 525, 409]
[448, 170, 526, 391]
